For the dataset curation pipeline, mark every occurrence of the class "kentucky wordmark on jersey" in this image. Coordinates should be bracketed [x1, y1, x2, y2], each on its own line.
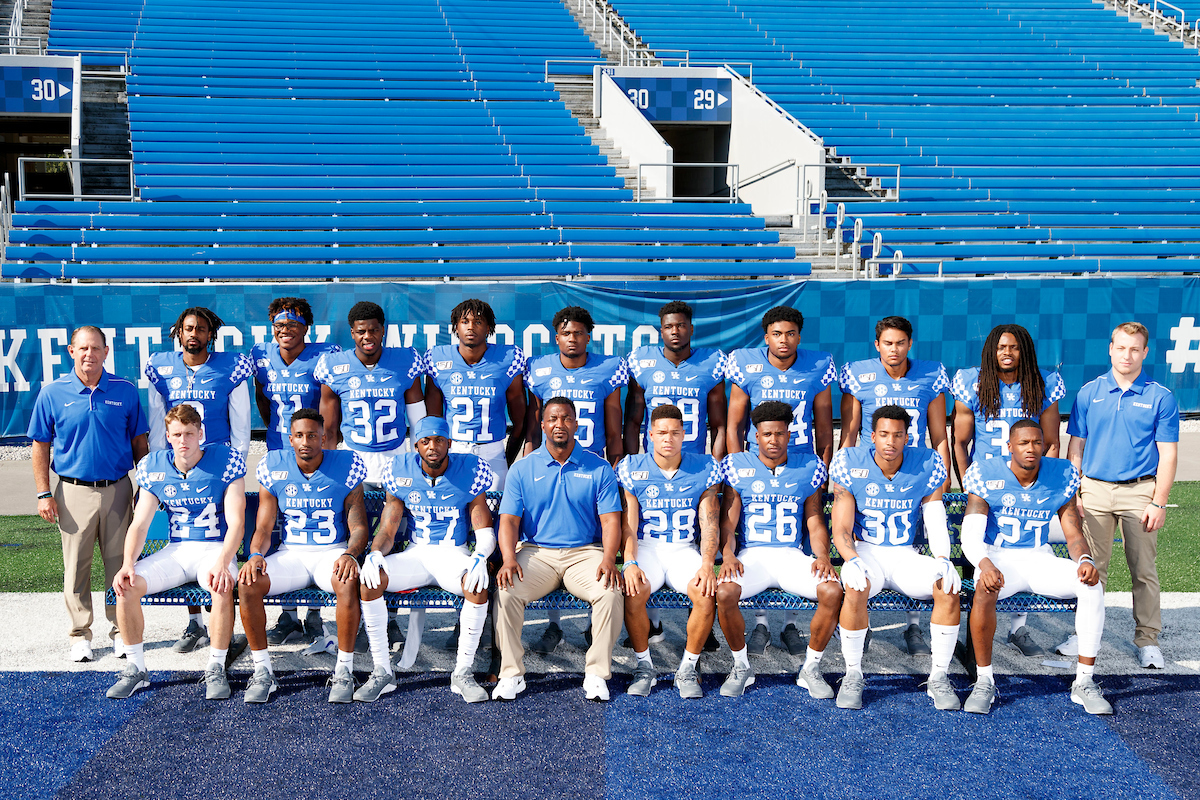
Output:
[721, 450, 827, 550]
[384, 452, 493, 547]
[952, 367, 1065, 461]
[145, 351, 254, 446]
[315, 347, 424, 452]
[963, 456, 1080, 549]
[725, 347, 836, 453]
[526, 352, 628, 457]
[252, 341, 341, 451]
[839, 358, 950, 447]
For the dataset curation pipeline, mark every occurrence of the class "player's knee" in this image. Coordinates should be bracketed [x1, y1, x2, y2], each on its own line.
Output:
[463, 588, 488, 605]
[715, 582, 741, 608]
[816, 580, 843, 608]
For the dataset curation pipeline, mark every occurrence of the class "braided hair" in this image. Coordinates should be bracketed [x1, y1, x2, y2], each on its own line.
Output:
[170, 307, 224, 350]
[977, 324, 1045, 421]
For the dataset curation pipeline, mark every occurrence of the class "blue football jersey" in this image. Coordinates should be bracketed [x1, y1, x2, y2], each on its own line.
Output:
[627, 346, 726, 454]
[829, 446, 947, 547]
[314, 347, 425, 452]
[951, 367, 1066, 462]
[616, 452, 722, 544]
[964, 456, 1080, 549]
[425, 343, 527, 444]
[256, 449, 366, 547]
[721, 450, 827, 551]
[839, 358, 950, 448]
[251, 341, 342, 451]
[145, 351, 254, 446]
[135, 445, 246, 543]
[526, 352, 628, 457]
[383, 452, 494, 546]
[725, 347, 837, 454]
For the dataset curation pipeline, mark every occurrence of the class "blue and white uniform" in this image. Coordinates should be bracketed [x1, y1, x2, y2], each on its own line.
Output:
[725, 347, 837, 455]
[526, 353, 628, 459]
[720, 450, 832, 599]
[952, 367, 1065, 462]
[144, 351, 254, 456]
[132, 445, 246, 594]
[381, 452, 494, 595]
[829, 446, 947, 598]
[839, 358, 950, 448]
[627, 345, 726, 454]
[251, 341, 341, 451]
[255, 449, 367, 594]
[616, 452, 722, 593]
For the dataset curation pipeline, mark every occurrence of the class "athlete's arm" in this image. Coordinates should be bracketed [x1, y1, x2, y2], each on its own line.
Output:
[209, 477, 247, 595]
[622, 376, 646, 457]
[466, 490, 494, 535]
[962, 494, 1003, 593]
[131, 433, 149, 465]
[596, 509, 623, 590]
[707, 380, 728, 460]
[951, 399, 975, 488]
[147, 390, 167, 452]
[319, 385, 341, 445]
[254, 379, 271, 427]
[928, 394, 952, 492]
[1040, 401, 1061, 459]
[838, 393, 862, 450]
[505, 374, 527, 465]
[1058, 498, 1098, 585]
[620, 488, 646, 596]
[603, 389, 623, 466]
[694, 484, 720, 596]
[239, 486, 278, 586]
[805, 488, 836, 580]
[332, 484, 367, 583]
[829, 480, 858, 562]
[726, 384, 749, 455]
[424, 380, 444, 418]
[1146, 441, 1177, 533]
[369, 493, 406, 556]
[112, 489, 162, 596]
[813, 386, 834, 468]
[716, 487, 743, 581]
[524, 392, 542, 453]
[229, 382, 252, 459]
[496, 512, 523, 588]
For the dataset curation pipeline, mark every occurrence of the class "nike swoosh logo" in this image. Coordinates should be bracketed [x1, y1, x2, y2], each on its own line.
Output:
[64, 401, 77, 407]
[1037, 497, 1051, 504]
[200, 378, 216, 384]
[479, 374, 494, 380]
[534, 476, 546, 482]
[441, 493, 454, 500]
[317, 485, 331, 492]
[678, 486, 692, 492]
[785, 483, 798, 488]
[293, 372, 306, 378]
[380, 376, 393, 383]
[581, 379, 594, 385]
[1092, 398, 1104, 403]
[196, 486, 209, 494]
[685, 376, 700, 382]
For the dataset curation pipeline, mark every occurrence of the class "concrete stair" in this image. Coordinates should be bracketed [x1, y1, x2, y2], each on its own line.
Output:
[80, 77, 133, 197]
[553, 78, 657, 197]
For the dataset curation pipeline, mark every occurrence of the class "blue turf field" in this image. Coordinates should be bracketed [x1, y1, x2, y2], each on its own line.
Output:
[3, 672, 1197, 800]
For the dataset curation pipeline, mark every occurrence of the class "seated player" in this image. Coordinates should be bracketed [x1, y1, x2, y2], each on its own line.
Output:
[829, 405, 960, 711]
[715, 401, 843, 698]
[962, 420, 1110, 715]
[617, 404, 722, 699]
[237, 409, 369, 704]
[356, 416, 496, 703]
[108, 405, 246, 700]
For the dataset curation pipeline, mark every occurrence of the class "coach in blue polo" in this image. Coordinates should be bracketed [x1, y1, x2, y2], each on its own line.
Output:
[1065, 321, 1178, 669]
[493, 396, 623, 702]
[28, 325, 149, 663]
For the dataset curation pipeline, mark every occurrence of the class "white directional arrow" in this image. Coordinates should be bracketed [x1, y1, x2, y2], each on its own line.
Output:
[717, 92, 728, 106]
[58, 82, 71, 97]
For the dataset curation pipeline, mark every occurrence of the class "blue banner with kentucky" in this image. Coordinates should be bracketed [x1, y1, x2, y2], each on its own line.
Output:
[1, 277, 1197, 437]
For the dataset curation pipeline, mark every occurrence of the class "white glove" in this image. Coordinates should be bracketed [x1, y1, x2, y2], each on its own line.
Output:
[463, 553, 489, 594]
[841, 557, 869, 592]
[936, 557, 961, 596]
[361, 551, 389, 591]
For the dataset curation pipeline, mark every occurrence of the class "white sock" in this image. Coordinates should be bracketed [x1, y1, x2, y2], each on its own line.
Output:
[647, 608, 661, 628]
[635, 648, 653, 667]
[282, 608, 298, 623]
[336, 650, 354, 671]
[547, 609, 561, 628]
[362, 596, 394, 676]
[250, 648, 273, 676]
[753, 611, 768, 628]
[929, 623, 959, 677]
[841, 628, 867, 675]
[680, 650, 700, 669]
[207, 647, 227, 668]
[127, 642, 146, 672]
[731, 647, 749, 668]
[1009, 613, 1028, 636]
[977, 663, 994, 682]
[783, 610, 799, 628]
[1076, 662, 1095, 681]
[906, 611, 921, 628]
[189, 611, 204, 625]
[803, 647, 823, 671]
[456, 600, 489, 671]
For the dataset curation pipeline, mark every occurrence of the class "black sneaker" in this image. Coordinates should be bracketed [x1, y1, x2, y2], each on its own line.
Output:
[225, 634, 248, 669]
[265, 613, 303, 646]
[443, 622, 460, 652]
[530, 622, 563, 655]
[304, 609, 324, 643]
[622, 621, 664, 648]
[904, 624, 932, 656]
[746, 623, 770, 656]
[703, 627, 720, 652]
[387, 617, 405, 649]
[780, 624, 805, 656]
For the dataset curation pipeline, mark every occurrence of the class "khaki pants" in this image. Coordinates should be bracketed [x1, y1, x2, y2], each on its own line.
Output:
[56, 476, 133, 643]
[1079, 476, 1160, 647]
[494, 544, 624, 679]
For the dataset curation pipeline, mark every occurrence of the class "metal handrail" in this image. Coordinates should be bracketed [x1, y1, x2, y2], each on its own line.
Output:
[739, 158, 795, 189]
[17, 156, 137, 201]
[46, 47, 131, 76]
[544, 58, 608, 82]
[636, 161, 740, 202]
[723, 65, 821, 146]
[7, 0, 22, 53]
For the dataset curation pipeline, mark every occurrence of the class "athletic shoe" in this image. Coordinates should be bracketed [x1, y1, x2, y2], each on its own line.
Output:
[863, 628, 873, 655]
[173, 620, 208, 653]
[443, 622, 460, 652]
[1007, 626, 1046, 657]
[836, 672, 864, 710]
[1056, 634, 1079, 657]
[904, 624, 932, 656]
[675, 661, 703, 699]
[304, 609, 324, 643]
[450, 667, 489, 703]
[354, 666, 398, 702]
[353, 624, 370, 655]
[71, 640, 93, 663]
[327, 664, 356, 703]
[796, 665, 834, 699]
[203, 663, 231, 700]
[1139, 645, 1165, 669]
[720, 663, 755, 697]
[224, 634, 248, 669]
[530, 622, 563, 655]
[627, 662, 657, 697]
[583, 624, 593, 647]
[388, 617, 405, 650]
[622, 621, 665, 648]
[266, 613, 303, 646]
[583, 673, 610, 702]
[1071, 677, 1113, 715]
[964, 676, 996, 714]
[112, 636, 127, 659]
[924, 673, 960, 711]
[243, 665, 278, 704]
[780, 624, 805, 656]
[485, 646, 502, 684]
[703, 628, 720, 652]
[746, 624, 770, 656]
[106, 664, 149, 699]
[491, 675, 526, 701]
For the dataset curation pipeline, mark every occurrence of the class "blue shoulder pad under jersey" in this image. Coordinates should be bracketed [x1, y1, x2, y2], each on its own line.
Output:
[964, 456, 1079, 549]
[627, 345, 725, 454]
[952, 367, 1065, 462]
[726, 347, 836, 455]
[145, 351, 254, 446]
[315, 347, 424, 452]
[425, 343, 527, 444]
[526, 352, 628, 458]
[839, 358, 949, 448]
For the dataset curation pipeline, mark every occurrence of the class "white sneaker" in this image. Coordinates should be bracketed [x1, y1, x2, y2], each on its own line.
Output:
[583, 673, 610, 702]
[1139, 645, 1165, 669]
[491, 676, 526, 701]
[71, 640, 93, 662]
[1055, 634, 1079, 657]
[112, 636, 127, 659]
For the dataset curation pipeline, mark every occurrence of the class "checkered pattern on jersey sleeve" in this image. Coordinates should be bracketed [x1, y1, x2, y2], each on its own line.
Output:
[381, 457, 403, 497]
[135, 455, 154, 491]
[926, 453, 948, 492]
[405, 348, 425, 380]
[719, 455, 740, 487]
[1046, 371, 1066, 405]
[1063, 462, 1082, 498]
[703, 456, 722, 490]
[962, 462, 987, 498]
[818, 355, 837, 389]
[932, 364, 951, 394]
[507, 346, 528, 380]
[224, 448, 247, 483]
[951, 369, 977, 407]
[346, 453, 369, 489]
[838, 362, 861, 394]
[828, 449, 854, 489]
[143, 358, 166, 395]
[810, 458, 829, 491]
[421, 350, 439, 378]
[469, 457, 495, 497]
[255, 457, 274, 492]
[724, 352, 746, 386]
[313, 353, 332, 386]
[625, 352, 644, 381]
[616, 456, 634, 493]
[711, 351, 728, 381]
[231, 353, 255, 384]
[608, 357, 630, 390]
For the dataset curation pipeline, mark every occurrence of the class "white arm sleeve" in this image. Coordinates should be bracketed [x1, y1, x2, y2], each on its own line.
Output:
[472, 526, 496, 559]
[228, 381, 251, 459]
[147, 390, 166, 451]
[922, 501, 951, 560]
[960, 513, 988, 568]
[405, 401, 425, 439]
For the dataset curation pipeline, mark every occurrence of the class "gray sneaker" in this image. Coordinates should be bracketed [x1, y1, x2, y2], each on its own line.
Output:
[327, 664, 356, 704]
[628, 661, 658, 697]
[450, 667, 489, 703]
[780, 624, 805, 656]
[266, 613, 304, 646]
[1007, 626, 1047, 657]
[244, 665, 278, 704]
[675, 661, 703, 700]
[203, 663, 231, 700]
[904, 624, 932, 656]
[836, 671, 865, 709]
[530, 622, 563, 655]
[796, 664, 834, 700]
[106, 664, 150, 699]
[964, 676, 997, 714]
[354, 666, 398, 702]
[1071, 677, 1113, 715]
[924, 672, 960, 711]
[746, 624, 770, 655]
[720, 663, 755, 697]
[173, 620, 208, 653]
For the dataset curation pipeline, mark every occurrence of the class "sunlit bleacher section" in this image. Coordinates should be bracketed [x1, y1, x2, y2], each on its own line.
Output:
[610, 0, 1200, 274]
[8, 0, 798, 280]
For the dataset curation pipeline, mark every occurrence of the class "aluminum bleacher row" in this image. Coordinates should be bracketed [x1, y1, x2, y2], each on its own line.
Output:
[20, 0, 804, 280]
[610, 0, 1200, 274]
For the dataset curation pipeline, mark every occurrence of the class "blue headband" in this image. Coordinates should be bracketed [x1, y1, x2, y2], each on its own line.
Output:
[412, 416, 450, 441]
[273, 310, 306, 326]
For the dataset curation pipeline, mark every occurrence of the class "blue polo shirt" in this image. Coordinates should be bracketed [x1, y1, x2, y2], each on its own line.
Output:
[1067, 369, 1179, 483]
[28, 369, 149, 482]
[499, 444, 621, 548]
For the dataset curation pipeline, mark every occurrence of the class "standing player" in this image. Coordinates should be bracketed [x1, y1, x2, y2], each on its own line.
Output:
[725, 306, 836, 654]
[961, 421, 1110, 715]
[952, 323, 1065, 656]
[618, 404, 722, 698]
[108, 405, 246, 700]
[237, 409, 369, 704]
[355, 416, 496, 703]
[839, 316, 951, 656]
[715, 401, 843, 698]
[829, 405, 960, 711]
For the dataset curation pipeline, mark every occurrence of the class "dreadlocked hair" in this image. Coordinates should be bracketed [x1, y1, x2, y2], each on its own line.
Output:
[170, 307, 224, 350]
[977, 324, 1045, 421]
[450, 298, 496, 334]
